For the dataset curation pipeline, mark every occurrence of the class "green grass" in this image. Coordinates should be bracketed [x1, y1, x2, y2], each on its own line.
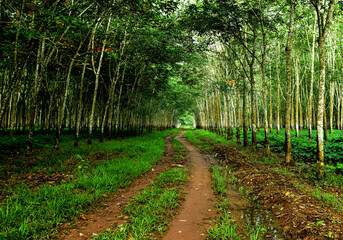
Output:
[172, 135, 187, 162]
[183, 130, 230, 153]
[212, 166, 228, 196]
[94, 168, 187, 240]
[0, 129, 178, 239]
[208, 166, 240, 240]
[207, 212, 241, 240]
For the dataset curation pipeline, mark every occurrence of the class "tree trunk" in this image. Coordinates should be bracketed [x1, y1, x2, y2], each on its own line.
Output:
[88, 17, 111, 144]
[277, 43, 281, 135]
[285, 0, 295, 164]
[27, 37, 46, 151]
[269, 62, 273, 134]
[311, 0, 336, 177]
[236, 85, 241, 144]
[55, 47, 81, 149]
[308, 21, 316, 141]
[330, 82, 334, 134]
[249, 39, 257, 149]
[261, 31, 270, 155]
[295, 55, 300, 137]
[317, 37, 326, 175]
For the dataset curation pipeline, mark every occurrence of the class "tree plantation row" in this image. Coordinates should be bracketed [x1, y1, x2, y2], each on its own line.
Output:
[0, 0, 195, 150]
[1, 1, 343, 175]
[189, 0, 343, 175]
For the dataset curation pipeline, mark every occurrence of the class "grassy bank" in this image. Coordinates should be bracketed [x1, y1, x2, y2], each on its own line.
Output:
[0, 129, 179, 239]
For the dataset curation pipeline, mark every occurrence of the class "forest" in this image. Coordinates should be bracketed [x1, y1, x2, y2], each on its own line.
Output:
[1, 0, 343, 239]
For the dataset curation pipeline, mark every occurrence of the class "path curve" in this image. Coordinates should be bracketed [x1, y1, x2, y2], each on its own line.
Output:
[163, 131, 216, 240]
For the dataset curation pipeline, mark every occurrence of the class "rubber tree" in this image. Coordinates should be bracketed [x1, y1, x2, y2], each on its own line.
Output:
[88, 16, 111, 144]
[310, 0, 337, 176]
[285, 0, 295, 164]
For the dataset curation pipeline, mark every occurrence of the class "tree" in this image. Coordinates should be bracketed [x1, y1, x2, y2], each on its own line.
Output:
[310, 0, 337, 176]
[285, 0, 295, 164]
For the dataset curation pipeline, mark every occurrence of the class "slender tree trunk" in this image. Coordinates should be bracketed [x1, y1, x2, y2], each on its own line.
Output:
[324, 105, 328, 142]
[236, 85, 241, 144]
[277, 43, 281, 135]
[285, 0, 295, 164]
[9, 81, 20, 137]
[55, 43, 82, 148]
[88, 17, 111, 144]
[311, 0, 336, 176]
[300, 96, 303, 131]
[330, 82, 334, 134]
[269, 62, 273, 134]
[261, 31, 270, 155]
[308, 22, 316, 141]
[295, 56, 300, 137]
[27, 37, 46, 151]
[249, 35, 257, 149]
[340, 94, 342, 130]
[317, 37, 326, 174]
[243, 53, 248, 147]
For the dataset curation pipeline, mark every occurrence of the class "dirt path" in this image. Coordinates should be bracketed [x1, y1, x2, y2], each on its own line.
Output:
[58, 134, 177, 240]
[163, 131, 216, 240]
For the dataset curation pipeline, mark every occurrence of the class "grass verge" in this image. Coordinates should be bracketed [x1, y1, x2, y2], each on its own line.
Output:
[171, 134, 187, 164]
[183, 130, 230, 154]
[0, 130, 177, 239]
[94, 168, 187, 240]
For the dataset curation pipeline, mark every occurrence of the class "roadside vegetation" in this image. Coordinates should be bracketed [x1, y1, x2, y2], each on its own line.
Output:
[185, 129, 343, 238]
[94, 168, 187, 240]
[171, 134, 187, 165]
[0, 130, 178, 239]
[208, 166, 267, 240]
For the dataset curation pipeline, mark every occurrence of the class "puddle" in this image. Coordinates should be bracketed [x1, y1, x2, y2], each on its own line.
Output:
[206, 155, 290, 240]
[231, 206, 289, 240]
[226, 182, 293, 240]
